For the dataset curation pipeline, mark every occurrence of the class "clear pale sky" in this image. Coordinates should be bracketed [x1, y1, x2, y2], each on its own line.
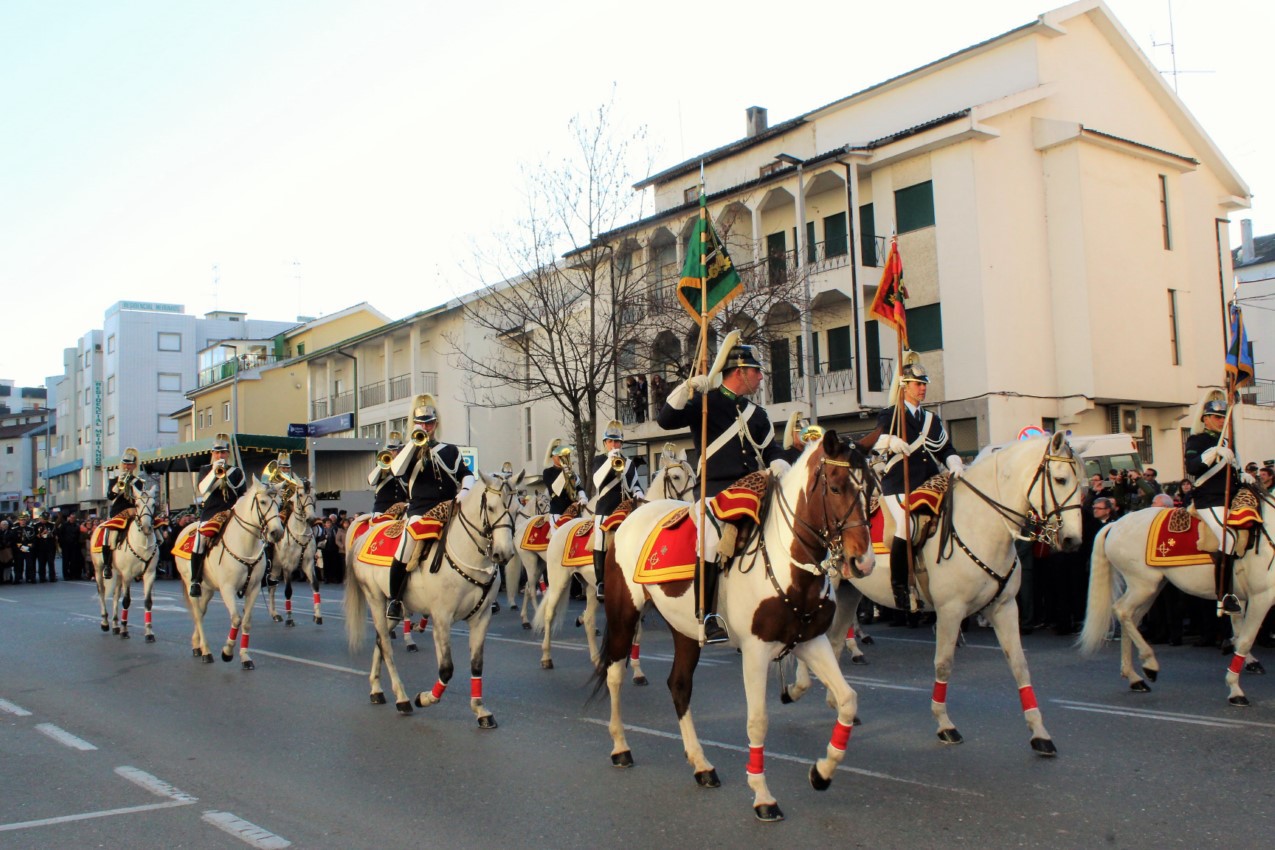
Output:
[2, 0, 1270, 391]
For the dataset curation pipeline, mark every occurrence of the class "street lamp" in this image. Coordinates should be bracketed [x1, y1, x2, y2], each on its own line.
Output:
[775, 153, 817, 420]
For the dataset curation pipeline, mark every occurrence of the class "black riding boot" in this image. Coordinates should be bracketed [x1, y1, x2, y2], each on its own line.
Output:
[1214, 552, 1241, 614]
[386, 559, 407, 620]
[101, 543, 113, 580]
[696, 561, 728, 644]
[593, 550, 606, 601]
[263, 545, 279, 587]
[189, 551, 204, 598]
[889, 537, 911, 612]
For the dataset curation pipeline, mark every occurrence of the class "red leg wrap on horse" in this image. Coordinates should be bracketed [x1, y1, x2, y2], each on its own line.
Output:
[1019, 685, 1038, 712]
[846, 625, 855, 640]
[830, 721, 853, 752]
[240, 634, 249, 650]
[470, 677, 482, 699]
[1229, 654, 1245, 675]
[312, 592, 320, 604]
[403, 620, 410, 636]
[431, 680, 447, 700]
[747, 746, 765, 775]
[228, 627, 239, 642]
[932, 681, 948, 704]
[144, 611, 152, 625]
[630, 645, 640, 661]
[285, 600, 292, 613]
[121, 610, 128, 623]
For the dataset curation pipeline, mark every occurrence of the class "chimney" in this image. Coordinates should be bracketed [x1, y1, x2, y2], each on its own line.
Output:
[745, 106, 768, 138]
[1241, 219, 1255, 265]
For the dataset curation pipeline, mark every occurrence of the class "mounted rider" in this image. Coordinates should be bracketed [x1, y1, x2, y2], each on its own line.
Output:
[543, 439, 586, 521]
[189, 433, 247, 598]
[589, 419, 644, 600]
[1183, 391, 1257, 614]
[101, 447, 145, 580]
[263, 452, 301, 586]
[368, 430, 409, 516]
[657, 331, 787, 644]
[860, 351, 964, 613]
[779, 411, 823, 465]
[384, 395, 473, 621]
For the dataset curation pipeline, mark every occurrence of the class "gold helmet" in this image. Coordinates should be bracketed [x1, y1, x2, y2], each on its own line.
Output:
[1191, 389, 1228, 435]
[659, 441, 686, 469]
[602, 419, 624, 445]
[121, 447, 139, 466]
[543, 437, 562, 468]
[412, 394, 438, 425]
[887, 350, 927, 406]
[212, 432, 232, 452]
[276, 452, 292, 470]
[385, 430, 405, 450]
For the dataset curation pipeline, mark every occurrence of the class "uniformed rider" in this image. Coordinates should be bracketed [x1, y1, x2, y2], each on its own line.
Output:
[778, 411, 823, 465]
[589, 420, 644, 600]
[657, 332, 786, 643]
[864, 352, 964, 613]
[543, 439, 586, 520]
[189, 433, 247, 598]
[368, 431, 409, 515]
[384, 395, 473, 621]
[101, 448, 145, 580]
[1184, 392, 1255, 614]
[263, 452, 300, 586]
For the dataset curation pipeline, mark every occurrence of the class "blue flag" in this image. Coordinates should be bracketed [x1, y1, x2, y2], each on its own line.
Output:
[1225, 302, 1255, 388]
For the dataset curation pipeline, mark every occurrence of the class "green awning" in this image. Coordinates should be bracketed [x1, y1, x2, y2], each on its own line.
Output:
[114, 434, 307, 473]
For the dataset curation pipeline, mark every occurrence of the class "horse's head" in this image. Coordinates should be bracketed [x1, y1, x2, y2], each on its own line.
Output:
[784, 430, 874, 578]
[136, 485, 158, 534]
[984, 432, 1084, 552]
[651, 459, 696, 501]
[291, 478, 316, 525]
[249, 476, 287, 544]
[473, 471, 516, 563]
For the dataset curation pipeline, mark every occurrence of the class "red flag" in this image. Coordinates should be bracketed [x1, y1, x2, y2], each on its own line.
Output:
[868, 239, 907, 348]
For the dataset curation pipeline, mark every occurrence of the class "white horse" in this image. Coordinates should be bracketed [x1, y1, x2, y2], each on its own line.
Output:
[592, 432, 874, 822]
[91, 485, 161, 641]
[842, 432, 1083, 753]
[344, 472, 516, 725]
[1079, 496, 1275, 706]
[265, 481, 323, 626]
[173, 476, 286, 669]
[532, 457, 697, 677]
[505, 496, 553, 630]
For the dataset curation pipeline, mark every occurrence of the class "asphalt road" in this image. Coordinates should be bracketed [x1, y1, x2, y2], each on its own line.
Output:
[2, 578, 1272, 849]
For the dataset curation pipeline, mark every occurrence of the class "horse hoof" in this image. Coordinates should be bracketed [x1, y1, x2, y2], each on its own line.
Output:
[511, 603, 518, 611]
[221, 650, 233, 662]
[633, 675, 648, 687]
[406, 644, 419, 653]
[522, 623, 531, 631]
[315, 617, 323, 625]
[809, 764, 832, 791]
[780, 689, 794, 705]
[192, 648, 202, 657]
[145, 635, 155, 644]
[937, 728, 964, 745]
[851, 655, 868, 665]
[575, 616, 584, 628]
[242, 660, 255, 671]
[120, 632, 130, 640]
[395, 701, 413, 715]
[853, 715, 861, 725]
[112, 626, 120, 635]
[201, 654, 214, 664]
[753, 803, 784, 823]
[1229, 695, 1251, 707]
[1130, 680, 1152, 693]
[860, 635, 875, 645]
[694, 769, 720, 788]
[272, 614, 283, 623]
[370, 693, 387, 705]
[1145, 669, 1159, 682]
[491, 602, 500, 613]
[610, 751, 634, 768]
[477, 715, 498, 729]
[285, 620, 295, 628]
[1031, 737, 1057, 757]
[541, 660, 554, 670]
[389, 631, 397, 640]
[101, 624, 110, 632]
[1246, 661, 1265, 675]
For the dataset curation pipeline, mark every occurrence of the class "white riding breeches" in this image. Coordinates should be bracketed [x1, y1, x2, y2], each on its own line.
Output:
[394, 517, 424, 563]
[1196, 506, 1237, 555]
[883, 493, 914, 541]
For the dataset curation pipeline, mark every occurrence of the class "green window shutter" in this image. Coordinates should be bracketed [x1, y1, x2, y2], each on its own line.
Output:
[859, 204, 877, 266]
[827, 325, 852, 372]
[895, 181, 935, 234]
[824, 212, 847, 258]
[865, 322, 883, 392]
[907, 303, 943, 351]
[766, 232, 787, 285]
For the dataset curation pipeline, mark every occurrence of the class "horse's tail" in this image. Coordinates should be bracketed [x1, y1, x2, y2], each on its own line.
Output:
[344, 557, 369, 653]
[1077, 523, 1115, 655]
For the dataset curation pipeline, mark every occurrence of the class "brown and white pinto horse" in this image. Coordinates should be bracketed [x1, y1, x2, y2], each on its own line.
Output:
[592, 431, 874, 822]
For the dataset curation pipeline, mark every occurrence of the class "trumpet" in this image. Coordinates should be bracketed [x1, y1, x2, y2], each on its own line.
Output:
[213, 459, 227, 478]
[377, 450, 394, 469]
[411, 427, 430, 447]
[112, 473, 132, 495]
[610, 454, 626, 472]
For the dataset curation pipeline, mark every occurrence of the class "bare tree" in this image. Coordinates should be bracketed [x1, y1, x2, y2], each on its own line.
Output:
[449, 95, 653, 493]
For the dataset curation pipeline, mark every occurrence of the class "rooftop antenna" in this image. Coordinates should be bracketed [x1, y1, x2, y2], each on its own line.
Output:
[1151, 0, 1212, 94]
[211, 263, 220, 311]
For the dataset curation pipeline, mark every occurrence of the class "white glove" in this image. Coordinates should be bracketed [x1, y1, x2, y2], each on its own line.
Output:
[884, 435, 911, 456]
[666, 380, 691, 410]
[946, 454, 965, 478]
[577, 492, 587, 506]
[608, 449, 623, 459]
[687, 374, 720, 393]
[1241, 471, 1257, 486]
[768, 459, 791, 478]
[1201, 446, 1234, 466]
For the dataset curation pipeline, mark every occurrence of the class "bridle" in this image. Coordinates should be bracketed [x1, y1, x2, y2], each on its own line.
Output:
[435, 479, 515, 621]
[120, 490, 159, 566]
[772, 444, 873, 579]
[221, 483, 283, 569]
[659, 462, 696, 501]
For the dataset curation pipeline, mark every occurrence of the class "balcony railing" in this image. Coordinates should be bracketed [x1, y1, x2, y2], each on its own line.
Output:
[197, 353, 281, 388]
[331, 390, 355, 415]
[1240, 379, 1275, 406]
[310, 398, 328, 420]
[360, 380, 385, 408]
[388, 373, 412, 402]
[419, 371, 438, 395]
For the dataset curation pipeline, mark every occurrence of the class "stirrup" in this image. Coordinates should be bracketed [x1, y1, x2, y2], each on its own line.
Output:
[386, 598, 405, 621]
[1219, 594, 1241, 615]
[189, 582, 201, 598]
[700, 614, 729, 646]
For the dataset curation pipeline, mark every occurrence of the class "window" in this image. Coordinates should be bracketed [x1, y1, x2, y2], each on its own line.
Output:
[524, 407, 533, 462]
[197, 410, 204, 428]
[84, 388, 91, 405]
[223, 401, 231, 421]
[758, 161, 785, 179]
[296, 343, 305, 356]
[907, 303, 944, 352]
[865, 322, 883, 392]
[107, 334, 116, 353]
[106, 375, 115, 395]
[158, 416, 178, 434]
[827, 325, 852, 372]
[1140, 425, 1154, 464]
[858, 204, 878, 266]
[823, 212, 848, 258]
[766, 232, 787, 285]
[389, 416, 408, 438]
[5, 446, 11, 455]
[1167, 289, 1181, 366]
[895, 181, 935, 234]
[1042, 417, 1058, 435]
[158, 372, 181, 392]
[683, 186, 699, 204]
[107, 416, 116, 436]
[158, 332, 181, 352]
[1159, 174, 1171, 250]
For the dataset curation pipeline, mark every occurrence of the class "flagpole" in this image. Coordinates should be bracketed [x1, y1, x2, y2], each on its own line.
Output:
[695, 168, 711, 644]
[1218, 299, 1239, 608]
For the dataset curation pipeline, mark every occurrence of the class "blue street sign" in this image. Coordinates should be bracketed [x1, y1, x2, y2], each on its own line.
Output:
[287, 423, 312, 438]
[309, 413, 355, 437]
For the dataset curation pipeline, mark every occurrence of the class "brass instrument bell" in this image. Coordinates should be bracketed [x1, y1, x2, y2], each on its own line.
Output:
[610, 454, 626, 472]
[377, 450, 394, 469]
[411, 427, 430, 447]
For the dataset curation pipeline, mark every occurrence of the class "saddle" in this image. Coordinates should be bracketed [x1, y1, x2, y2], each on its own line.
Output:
[559, 502, 584, 523]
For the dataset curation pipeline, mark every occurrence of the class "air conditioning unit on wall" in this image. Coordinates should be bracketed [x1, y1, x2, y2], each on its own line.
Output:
[1118, 406, 1141, 434]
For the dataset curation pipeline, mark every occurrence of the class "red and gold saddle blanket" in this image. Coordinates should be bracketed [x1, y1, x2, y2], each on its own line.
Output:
[600, 498, 636, 533]
[907, 474, 948, 515]
[709, 471, 769, 525]
[560, 520, 595, 569]
[869, 504, 888, 555]
[634, 507, 698, 585]
[170, 513, 231, 560]
[355, 503, 453, 567]
[520, 516, 553, 552]
[1145, 509, 1213, 568]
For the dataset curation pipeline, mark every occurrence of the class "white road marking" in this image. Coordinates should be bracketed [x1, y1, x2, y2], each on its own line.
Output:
[202, 810, 291, 848]
[115, 766, 198, 802]
[0, 800, 193, 832]
[249, 649, 365, 675]
[868, 634, 1003, 651]
[583, 718, 983, 797]
[1053, 699, 1275, 729]
[0, 595, 18, 603]
[845, 676, 928, 693]
[35, 723, 97, 751]
[0, 698, 32, 716]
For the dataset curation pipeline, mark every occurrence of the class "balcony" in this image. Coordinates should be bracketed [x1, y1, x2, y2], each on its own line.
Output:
[197, 353, 281, 388]
[331, 390, 355, 415]
[310, 398, 328, 420]
[388, 373, 412, 402]
[419, 372, 438, 395]
[1240, 379, 1275, 406]
[360, 380, 385, 408]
